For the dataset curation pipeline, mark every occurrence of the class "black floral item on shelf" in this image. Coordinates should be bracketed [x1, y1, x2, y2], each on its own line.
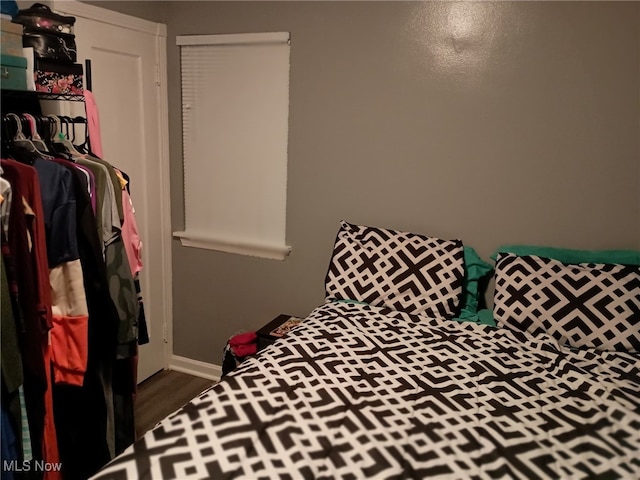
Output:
[33, 60, 83, 95]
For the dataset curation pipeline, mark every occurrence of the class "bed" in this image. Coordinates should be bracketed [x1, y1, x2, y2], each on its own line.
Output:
[91, 222, 640, 480]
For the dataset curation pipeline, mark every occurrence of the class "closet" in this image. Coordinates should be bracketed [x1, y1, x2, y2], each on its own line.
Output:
[1, 58, 145, 480]
[51, 1, 171, 384]
[2, 3, 171, 477]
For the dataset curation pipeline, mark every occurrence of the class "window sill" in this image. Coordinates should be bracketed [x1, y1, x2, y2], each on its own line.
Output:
[173, 231, 291, 261]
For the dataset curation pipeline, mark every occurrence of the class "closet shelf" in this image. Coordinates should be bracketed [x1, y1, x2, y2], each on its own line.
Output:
[36, 92, 85, 101]
[1, 89, 85, 102]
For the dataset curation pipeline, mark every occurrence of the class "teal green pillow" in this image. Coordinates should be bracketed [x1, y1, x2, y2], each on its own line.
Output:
[457, 247, 493, 320]
[490, 245, 640, 265]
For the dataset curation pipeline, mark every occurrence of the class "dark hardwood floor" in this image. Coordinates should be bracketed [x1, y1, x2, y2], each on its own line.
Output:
[134, 370, 216, 439]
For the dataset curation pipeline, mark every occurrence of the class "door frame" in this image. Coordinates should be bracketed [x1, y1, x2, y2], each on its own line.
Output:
[52, 0, 173, 375]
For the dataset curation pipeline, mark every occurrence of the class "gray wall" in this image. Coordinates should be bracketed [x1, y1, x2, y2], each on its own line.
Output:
[84, 1, 639, 364]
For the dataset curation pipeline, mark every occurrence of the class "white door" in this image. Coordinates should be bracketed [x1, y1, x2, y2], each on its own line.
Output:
[52, 2, 172, 382]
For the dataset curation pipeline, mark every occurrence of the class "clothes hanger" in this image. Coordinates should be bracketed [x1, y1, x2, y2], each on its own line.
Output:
[22, 113, 50, 154]
[44, 115, 73, 160]
[21, 115, 55, 160]
[5, 113, 38, 153]
[71, 116, 90, 154]
[65, 116, 82, 148]
[51, 114, 85, 158]
[1, 116, 14, 158]
[66, 117, 88, 158]
[48, 115, 74, 156]
[1, 113, 45, 164]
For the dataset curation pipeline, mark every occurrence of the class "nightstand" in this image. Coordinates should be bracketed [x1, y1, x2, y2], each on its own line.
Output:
[256, 314, 303, 351]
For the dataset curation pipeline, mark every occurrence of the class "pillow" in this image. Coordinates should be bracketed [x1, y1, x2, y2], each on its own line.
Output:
[325, 221, 465, 319]
[457, 246, 494, 321]
[490, 245, 640, 265]
[494, 252, 640, 353]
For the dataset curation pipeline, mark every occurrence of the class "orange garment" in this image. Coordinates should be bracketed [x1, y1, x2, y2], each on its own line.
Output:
[49, 260, 89, 386]
[50, 315, 89, 386]
[41, 348, 61, 480]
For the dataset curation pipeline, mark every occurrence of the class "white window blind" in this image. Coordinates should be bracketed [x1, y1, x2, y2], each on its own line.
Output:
[173, 32, 292, 260]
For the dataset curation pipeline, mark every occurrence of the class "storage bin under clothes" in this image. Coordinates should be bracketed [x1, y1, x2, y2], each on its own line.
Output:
[34, 58, 83, 95]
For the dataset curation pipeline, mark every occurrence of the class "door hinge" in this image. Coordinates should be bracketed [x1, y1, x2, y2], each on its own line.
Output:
[155, 64, 161, 86]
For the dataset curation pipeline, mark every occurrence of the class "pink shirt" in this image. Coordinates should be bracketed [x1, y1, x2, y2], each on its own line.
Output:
[121, 189, 143, 276]
[84, 90, 104, 159]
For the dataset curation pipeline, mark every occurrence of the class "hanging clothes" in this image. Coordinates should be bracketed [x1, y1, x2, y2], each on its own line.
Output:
[1, 252, 24, 478]
[50, 157, 116, 479]
[2, 101, 147, 477]
[75, 154, 138, 360]
[1, 158, 61, 480]
[32, 157, 78, 267]
[46, 120, 139, 460]
[120, 181, 148, 346]
[83, 90, 103, 159]
[80, 155, 138, 456]
[115, 169, 148, 348]
[0, 179, 34, 467]
[32, 157, 90, 388]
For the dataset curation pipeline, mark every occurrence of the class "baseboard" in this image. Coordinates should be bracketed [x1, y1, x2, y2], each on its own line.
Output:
[168, 355, 222, 381]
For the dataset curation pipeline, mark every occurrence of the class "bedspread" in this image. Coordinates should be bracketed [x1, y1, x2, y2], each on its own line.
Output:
[91, 301, 640, 479]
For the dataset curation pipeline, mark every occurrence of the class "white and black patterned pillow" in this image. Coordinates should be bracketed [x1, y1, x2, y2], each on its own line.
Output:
[494, 253, 640, 353]
[324, 221, 465, 319]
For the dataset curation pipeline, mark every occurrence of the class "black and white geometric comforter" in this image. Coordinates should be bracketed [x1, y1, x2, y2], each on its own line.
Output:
[91, 301, 640, 480]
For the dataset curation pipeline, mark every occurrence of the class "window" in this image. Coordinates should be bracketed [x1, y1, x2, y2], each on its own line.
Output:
[173, 33, 291, 260]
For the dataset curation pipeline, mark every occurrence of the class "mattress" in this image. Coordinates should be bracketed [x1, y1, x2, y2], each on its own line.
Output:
[91, 301, 640, 479]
